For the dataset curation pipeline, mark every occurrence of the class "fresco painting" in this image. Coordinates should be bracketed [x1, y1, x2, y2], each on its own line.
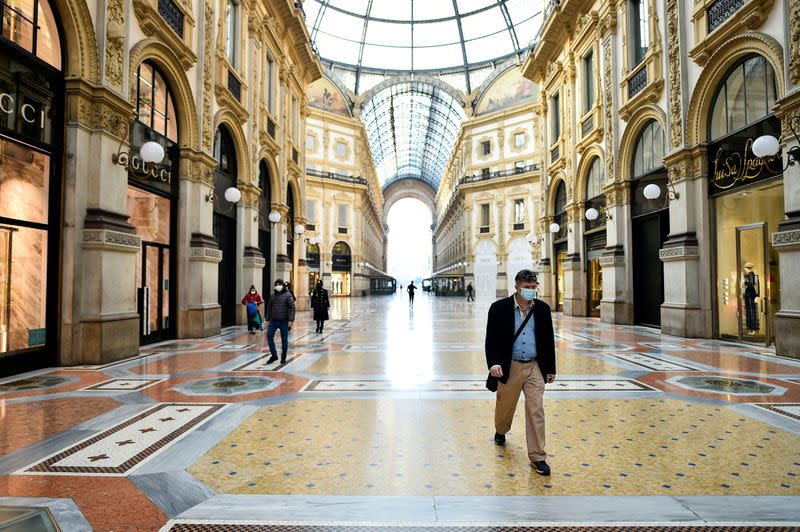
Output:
[308, 77, 351, 117]
[475, 68, 538, 116]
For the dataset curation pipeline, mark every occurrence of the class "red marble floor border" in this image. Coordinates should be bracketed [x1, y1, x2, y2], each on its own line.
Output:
[0, 475, 166, 530]
[129, 352, 246, 375]
[0, 372, 111, 400]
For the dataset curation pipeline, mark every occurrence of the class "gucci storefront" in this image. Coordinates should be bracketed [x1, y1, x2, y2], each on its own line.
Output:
[0, 0, 63, 374]
[709, 54, 782, 346]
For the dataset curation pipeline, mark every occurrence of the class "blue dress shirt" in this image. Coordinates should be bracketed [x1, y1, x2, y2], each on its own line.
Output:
[512, 299, 537, 361]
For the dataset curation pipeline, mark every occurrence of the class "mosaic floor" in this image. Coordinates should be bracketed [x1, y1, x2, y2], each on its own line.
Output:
[1, 295, 799, 530]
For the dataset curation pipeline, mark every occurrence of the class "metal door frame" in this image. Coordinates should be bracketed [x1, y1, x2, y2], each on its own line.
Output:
[735, 222, 770, 347]
[140, 241, 171, 344]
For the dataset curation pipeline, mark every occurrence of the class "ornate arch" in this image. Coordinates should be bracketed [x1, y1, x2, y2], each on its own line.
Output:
[53, 0, 99, 81]
[618, 104, 667, 182]
[381, 178, 436, 227]
[128, 39, 199, 149]
[213, 111, 250, 185]
[686, 32, 785, 146]
[545, 173, 567, 217]
[355, 73, 468, 110]
[286, 177, 303, 218]
[257, 150, 280, 204]
[574, 147, 606, 202]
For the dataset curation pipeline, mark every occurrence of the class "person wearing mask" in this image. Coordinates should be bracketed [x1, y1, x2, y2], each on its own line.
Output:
[241, 285, 264, 333]
[407, 281, 417, 305]
[484, 269, 556, 476]
[310, 280, 331, 333]
[265, 279, 295, 364]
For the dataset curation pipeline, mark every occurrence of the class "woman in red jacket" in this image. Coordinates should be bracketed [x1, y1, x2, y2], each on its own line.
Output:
[241, 285, 264, 333]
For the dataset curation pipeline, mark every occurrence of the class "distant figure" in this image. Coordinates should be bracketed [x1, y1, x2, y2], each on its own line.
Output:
[466, 282, 475, 302]
[241, 285, 264, 333]
[311, 280, 330, 333]
[407, 281, 417, 305]
[284, 281, 297, 302]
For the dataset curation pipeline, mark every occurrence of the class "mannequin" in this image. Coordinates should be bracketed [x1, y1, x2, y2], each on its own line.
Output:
[743, 263, 760, 335]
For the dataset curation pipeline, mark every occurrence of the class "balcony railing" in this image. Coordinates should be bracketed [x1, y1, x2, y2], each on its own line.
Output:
[707, 0, 744, 32]
[459, 163, 539, 185]
[628, 66, 647, 98]
[227, 70, 241, 102]
[306, 167, 369, 186]
[158, 0, 184, 37]
[581, 115, 594, 138]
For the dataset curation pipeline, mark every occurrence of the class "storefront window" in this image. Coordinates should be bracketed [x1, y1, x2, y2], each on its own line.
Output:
[1, 0, 61, 69]
[0, 225, 46, 353]
[0, 138, 50, 224]
[632, 120, 665, 179]
[709, 55, 776, 142]
[715, 180, 782, 344]
[136, 62, 178, 142]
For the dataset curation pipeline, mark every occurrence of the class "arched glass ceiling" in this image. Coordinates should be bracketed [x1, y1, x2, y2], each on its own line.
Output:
[305, 0, 544, 92]
[361, 81, 466, 190]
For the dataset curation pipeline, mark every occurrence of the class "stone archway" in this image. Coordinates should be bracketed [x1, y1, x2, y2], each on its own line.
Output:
[381, 178, 437, 227]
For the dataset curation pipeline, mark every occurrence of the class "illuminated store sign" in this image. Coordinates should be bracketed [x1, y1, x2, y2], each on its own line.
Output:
[0, 92, 46, 129]
[709, 116, 782, 195]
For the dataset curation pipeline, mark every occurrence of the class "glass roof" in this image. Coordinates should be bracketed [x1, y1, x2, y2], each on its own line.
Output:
[361, 81, 466, 190]
[305, 0, 544, 92]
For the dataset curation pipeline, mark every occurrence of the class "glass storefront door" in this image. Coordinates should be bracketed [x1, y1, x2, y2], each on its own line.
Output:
[554, 243, 567, 312]
[715, 180, 782, 346]
[331, 272, 351, 296]
[586, 257, 602, 317]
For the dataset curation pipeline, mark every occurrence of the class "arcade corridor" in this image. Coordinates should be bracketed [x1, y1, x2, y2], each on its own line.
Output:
[0, 296, 798, 529]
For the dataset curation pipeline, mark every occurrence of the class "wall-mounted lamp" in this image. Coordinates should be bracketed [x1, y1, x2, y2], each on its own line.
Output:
[549, 222, 560, 234]
[112, 131, 170, 183]
[753, 116, 800, 168]
[527, 232, 543, 248]
[306, 236, 319, 245]
[585, 206, 612, 222]
[295, 224, 306, 236]
[206, 186, 241, 214]
[643, 181, 679, 202]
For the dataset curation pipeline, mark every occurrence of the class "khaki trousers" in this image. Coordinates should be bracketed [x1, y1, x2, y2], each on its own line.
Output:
[494, 359, 546, 462]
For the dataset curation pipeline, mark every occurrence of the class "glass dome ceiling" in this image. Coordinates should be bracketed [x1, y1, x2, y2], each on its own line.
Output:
[305, 0, 544, 92]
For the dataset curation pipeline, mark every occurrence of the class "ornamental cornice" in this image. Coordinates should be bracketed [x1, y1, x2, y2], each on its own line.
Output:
[189, 247, 223, 263]
[688, 0, 775, 67]
[772, 229, 800, 249]
[659, 246, 700, 261]
[65, 79, 134, 139]
[81, 229, 141, 251]
[132, 0, 197, 69]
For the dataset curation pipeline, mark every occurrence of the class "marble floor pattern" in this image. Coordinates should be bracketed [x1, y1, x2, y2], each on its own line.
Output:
[0, 295, 799, 530]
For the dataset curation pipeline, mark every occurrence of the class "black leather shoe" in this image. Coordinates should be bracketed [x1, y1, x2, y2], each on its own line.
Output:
[266, 355, 278, 364]
[280, 355, 287, 364]
[494, 432, 505, 446]
[532, 460, 551, 476]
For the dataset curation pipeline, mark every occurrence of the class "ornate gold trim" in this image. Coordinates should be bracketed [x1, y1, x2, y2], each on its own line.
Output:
[688, 0, 775, 66]
[131, 0, 197, 69]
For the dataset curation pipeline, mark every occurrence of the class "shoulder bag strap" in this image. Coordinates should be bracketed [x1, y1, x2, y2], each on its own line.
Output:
[511, 303, 535, 345]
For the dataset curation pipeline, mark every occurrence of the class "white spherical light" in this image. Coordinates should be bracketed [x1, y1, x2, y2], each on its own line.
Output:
[295, 224, 305, 235]
[752, 135, 780, 158]
[549, 222, 560, 234]
[643, 183, 662, 200]
[309, 236, 317, 245]
[139, 141, 165, 164]
[585, 207, 599, 221]
[268, 210, 281, 223]
[223, 187, 241, 203]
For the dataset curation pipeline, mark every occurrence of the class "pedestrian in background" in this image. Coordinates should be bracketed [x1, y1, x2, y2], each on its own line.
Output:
[265, 279, 295, 364]
[407, 281, 417, 305]
[467, 282, 475, 302]
[311, 280, 330, 333]
[241, 285, 264, 333]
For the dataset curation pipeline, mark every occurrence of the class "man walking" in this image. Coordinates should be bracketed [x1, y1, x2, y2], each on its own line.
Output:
[407, 281, 417, 305]
[265, 278, 295, 364]
[466, 282, 475, 302]
[484, 269, 556, 475]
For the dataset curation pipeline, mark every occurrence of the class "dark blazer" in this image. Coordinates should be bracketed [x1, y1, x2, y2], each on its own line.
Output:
[485, 295, 556, 389]
[310, 288, 330, 321]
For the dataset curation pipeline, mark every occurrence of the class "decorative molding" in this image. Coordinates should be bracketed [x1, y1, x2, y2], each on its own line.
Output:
[201, 0, 214, 150]
[66, 79, 134, 139]
[189, 246, 223, 263]
[81, 229, 141, 251]
[131, 0, 197, 69]
[791, 0, 800, 83]
[659, 246, 699, 261]
[666, 0, 684, 148]
[603, 37, 615, 183]
[772, 229, 800, 249]
[104, 0, 125, 90]
[689, 0, 775, 66]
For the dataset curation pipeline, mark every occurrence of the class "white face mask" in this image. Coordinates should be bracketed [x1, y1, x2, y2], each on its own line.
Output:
[250, 290, 256, 294]
[274, 284, 283, 292]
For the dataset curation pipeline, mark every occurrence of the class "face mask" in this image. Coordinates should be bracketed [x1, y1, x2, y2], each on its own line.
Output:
[520, 288, 538, 301]
[250, 290, 256, 294]
[274, 284, 283, 292]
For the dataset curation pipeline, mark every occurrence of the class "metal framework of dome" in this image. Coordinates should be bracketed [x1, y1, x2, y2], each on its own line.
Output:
[304, 0, 544, 94]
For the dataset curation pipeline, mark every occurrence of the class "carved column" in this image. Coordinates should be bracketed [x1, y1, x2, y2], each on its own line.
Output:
[179, 151, 223, 339]
[563, 203, 584, 316]
[772, 94, 800, 358]
[240, 183, 266, 323]
[294, 216, 310, 311]
[273, 204, 293, 286]
[660, 148, 712, 338]
[62, 83, 140, 365]
[601, 182, 633, 324]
